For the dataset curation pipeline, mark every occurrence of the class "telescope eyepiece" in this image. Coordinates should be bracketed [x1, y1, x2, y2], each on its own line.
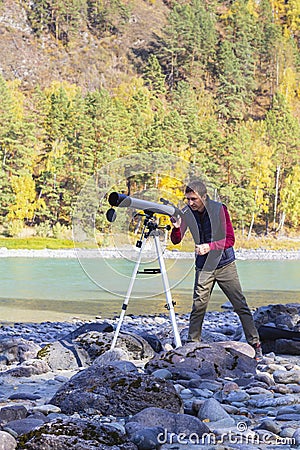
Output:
[106, 208, 117, 222]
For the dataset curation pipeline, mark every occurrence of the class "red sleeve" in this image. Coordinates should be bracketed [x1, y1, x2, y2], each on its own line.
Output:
[170, 218, 188, 245]
[208, 205, 235, 251]
[170, 226, 182, 244]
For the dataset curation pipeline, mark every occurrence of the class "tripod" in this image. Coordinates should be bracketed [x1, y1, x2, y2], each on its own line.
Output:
[110, 213, 182, 350]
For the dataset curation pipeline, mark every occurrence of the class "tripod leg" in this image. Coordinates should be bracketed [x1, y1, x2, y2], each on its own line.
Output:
[153, 232, 182, 348]
[110, 237, 147, 350]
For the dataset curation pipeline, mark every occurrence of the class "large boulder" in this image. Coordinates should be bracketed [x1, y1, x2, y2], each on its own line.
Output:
[254, 303, 300, 330]
[253, 303, 300, 354]
[126, 407, 210, 444]
[0, 359, 50, 378]
[50, 365, 182, 416]
[16, 417, 138, 450]
[145, 342, 257, 380]
[0, 339, 41, 366]
[75, 331, 155, 362]
[37, 341, 90, 370]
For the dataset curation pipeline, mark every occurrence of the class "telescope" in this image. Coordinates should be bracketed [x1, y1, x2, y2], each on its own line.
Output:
[107, 191, 183, 349]
[106, 192, 180, 222]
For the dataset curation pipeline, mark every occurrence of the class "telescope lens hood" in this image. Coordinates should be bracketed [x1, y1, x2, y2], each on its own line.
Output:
[108, 192, 130, 207]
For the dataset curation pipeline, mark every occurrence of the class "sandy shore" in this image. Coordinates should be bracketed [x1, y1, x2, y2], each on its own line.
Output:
[0, 246, 299, 259]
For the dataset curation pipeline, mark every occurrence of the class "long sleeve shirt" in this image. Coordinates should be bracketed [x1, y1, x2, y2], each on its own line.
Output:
[170, 204, 235, 250]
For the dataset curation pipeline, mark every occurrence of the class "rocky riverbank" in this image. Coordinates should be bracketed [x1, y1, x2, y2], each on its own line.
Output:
[0, 304, 299, 449]
[0, 247, 299, 259]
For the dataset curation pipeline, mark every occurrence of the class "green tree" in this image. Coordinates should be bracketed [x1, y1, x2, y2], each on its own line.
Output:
[143, 55, 166, 96]
[0, 77, 36, 223]
[160, 0, 217, 87]
[280, 165, 300, 229]
[255, 0, 281, 99]
[216, 0, 257, 121]
[265, 93, 300, 229]
[86, 0, 130, 36]
[34, 82, 92, 225]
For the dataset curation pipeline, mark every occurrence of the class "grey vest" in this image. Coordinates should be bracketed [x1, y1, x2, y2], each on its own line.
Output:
[183, 197, 235, 270]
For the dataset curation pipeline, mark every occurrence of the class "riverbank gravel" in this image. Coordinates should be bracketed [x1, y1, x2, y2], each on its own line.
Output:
[0, 311, 299, 449]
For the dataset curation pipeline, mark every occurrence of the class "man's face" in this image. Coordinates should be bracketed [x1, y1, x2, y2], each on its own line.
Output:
[185, 191, 206, 212]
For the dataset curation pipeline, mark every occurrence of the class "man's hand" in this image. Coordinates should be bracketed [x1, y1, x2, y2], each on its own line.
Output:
[170, 215, 181, 229]
[195, 244, 210, 255]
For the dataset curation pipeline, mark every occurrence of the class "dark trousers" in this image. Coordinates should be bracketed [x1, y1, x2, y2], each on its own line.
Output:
[188, 261, 260, 345]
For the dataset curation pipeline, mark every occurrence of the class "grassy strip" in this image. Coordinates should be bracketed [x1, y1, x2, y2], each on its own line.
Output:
[0, 235, 299, 251]
[0, 237, 97, 250]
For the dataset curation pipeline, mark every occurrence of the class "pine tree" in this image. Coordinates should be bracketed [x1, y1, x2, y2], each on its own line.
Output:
[160, 0, 217, 87]
[143, 55, 166, 96]
[0, 77, 36, 225]
[265, 93, 300, 229]
[216, 0, 257, 121]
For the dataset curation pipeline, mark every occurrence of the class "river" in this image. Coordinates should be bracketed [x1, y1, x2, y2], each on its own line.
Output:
[0, 256, 299, 323]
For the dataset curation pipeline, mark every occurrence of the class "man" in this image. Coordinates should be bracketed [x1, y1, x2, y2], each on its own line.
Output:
[171, 180, 263, 361]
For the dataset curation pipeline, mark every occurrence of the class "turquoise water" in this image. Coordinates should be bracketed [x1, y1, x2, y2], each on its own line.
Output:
[0, 257, 299, 323]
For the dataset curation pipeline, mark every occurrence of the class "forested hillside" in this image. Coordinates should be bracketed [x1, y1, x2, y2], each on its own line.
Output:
[0, 0, 299, 238]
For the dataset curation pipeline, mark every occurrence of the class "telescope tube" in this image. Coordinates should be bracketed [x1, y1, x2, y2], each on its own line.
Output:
[108, 192, 177, 216]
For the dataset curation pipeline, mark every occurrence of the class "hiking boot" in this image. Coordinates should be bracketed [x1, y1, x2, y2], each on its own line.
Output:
[252, 343, 263, 362]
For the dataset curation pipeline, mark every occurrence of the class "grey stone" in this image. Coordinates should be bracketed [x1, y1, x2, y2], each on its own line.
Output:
[271, 384, 292, 394]
[130, 426, 164, 450]
[277, 405, 300, 416]
[197, 398, 235, 427]
[256, 419, 282, 434]
[223, 390, 250, 403]
[0, 431, 17, 450]
[109, 360, 139, 373]
[254, 304, 300, 329]
[18, 417, 137, 449]
[31, 405, 61, 415]
[127, 407, 210, 437]
[61, 321, 113, 341]
[276, 414, 300, 421]
[0, 405, 27, 426]
[145, 342, 257, 381]
[37, 341, 90, 370]
[292, 428, 300, 446]
[246, 386, 272, 395]
[273, 370, 300, 384]
[216, 341, 255, 358]
[76, 330, 155, 361]
[54, 375, 70, 383]
[281, 427, 297, 438]
[222, 404, 239, 414]
[0, 339, 41, 365]
[8, 392, 41, 401]
[180, 389, 193, 399]
[287, 384, 300, 393]
[1, 359, 50, 377]
[254, 372, 275, 386]
[93, 348, 130, 367]
[196, 380, 222, 392]
[248, 394, 299, 408]
[3, 418, 45, 436]
[151, 369, 173, 380]
[190, 388, 213, 399]
[50, 365, 182, 416]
